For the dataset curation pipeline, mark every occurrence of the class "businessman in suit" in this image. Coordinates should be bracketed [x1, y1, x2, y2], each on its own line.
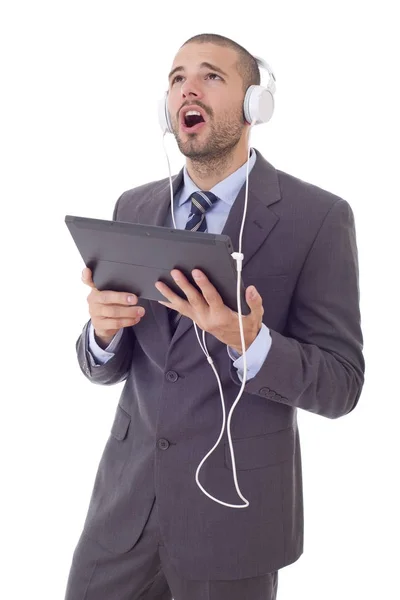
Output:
[64, 33, 365, 600]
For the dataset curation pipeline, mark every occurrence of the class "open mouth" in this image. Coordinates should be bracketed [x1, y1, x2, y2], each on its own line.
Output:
[181, 107, 207, 132]
[184, 111, 205, 128]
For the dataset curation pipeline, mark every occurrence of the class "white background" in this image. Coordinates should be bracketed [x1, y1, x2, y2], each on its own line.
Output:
[1, 1, 399, 598]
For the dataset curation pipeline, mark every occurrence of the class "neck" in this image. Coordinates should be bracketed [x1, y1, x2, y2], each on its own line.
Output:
[185, 142, 251, 191]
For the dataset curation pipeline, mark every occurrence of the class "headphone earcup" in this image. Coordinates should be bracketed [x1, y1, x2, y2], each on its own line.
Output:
[243, 85, 274, 125]
[158, 92, 173, 134]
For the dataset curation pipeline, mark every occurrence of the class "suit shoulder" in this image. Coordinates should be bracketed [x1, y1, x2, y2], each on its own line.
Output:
[119, 175, 172, 205]
[263, 163, 357, 237]
[113, 175, 175, 220]
[276, 167, 349, 212]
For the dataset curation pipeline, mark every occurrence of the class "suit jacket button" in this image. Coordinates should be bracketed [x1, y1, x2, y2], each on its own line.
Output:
[260, 387, 270, 397]
[166, 370, 179, 382]
[158, 438, 170, 450]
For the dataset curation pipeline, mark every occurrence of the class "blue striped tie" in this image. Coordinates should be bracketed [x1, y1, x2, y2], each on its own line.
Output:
[185, 190, 219, 233]
[168, 190, 219, 334]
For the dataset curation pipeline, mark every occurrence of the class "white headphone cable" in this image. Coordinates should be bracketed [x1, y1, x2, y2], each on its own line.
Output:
[162, 119, 256, 507]
[162, 132, 177, 230]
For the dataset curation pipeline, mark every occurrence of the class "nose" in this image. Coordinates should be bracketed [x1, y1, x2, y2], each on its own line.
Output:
[180, 78, 204, 101]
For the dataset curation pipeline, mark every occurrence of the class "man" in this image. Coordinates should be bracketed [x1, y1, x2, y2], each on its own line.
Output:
[64, 33, 365, 600]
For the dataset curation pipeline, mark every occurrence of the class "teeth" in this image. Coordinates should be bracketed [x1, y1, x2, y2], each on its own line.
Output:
[185, 110, 201, 116]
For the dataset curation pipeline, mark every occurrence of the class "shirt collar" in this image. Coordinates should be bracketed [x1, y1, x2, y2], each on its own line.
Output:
[178, 148, 257, 208]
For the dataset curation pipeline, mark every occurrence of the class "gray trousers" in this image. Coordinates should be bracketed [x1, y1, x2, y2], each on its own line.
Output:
[64, 498, 279, 600]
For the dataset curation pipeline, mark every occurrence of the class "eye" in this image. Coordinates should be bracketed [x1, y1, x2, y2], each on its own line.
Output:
[171, 72, 223, 85]
[206, 73, 222, 81]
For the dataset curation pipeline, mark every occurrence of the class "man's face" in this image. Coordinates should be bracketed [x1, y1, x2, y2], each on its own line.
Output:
[167, 43, 247, 159]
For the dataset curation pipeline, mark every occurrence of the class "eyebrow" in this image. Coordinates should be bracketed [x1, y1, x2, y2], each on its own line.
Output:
[168, 61, 229, 82]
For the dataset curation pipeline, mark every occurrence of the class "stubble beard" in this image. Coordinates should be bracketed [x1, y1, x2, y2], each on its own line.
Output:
[173, 108, 246, 178]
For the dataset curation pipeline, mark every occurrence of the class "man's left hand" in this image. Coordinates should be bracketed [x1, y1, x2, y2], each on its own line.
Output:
[155, 269, 264, 355]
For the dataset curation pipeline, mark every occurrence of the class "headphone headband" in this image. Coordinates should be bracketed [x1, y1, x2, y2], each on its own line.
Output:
[254, 56, 277, 95]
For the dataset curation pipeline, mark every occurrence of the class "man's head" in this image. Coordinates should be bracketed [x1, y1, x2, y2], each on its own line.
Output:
[166, 34, 261, 162]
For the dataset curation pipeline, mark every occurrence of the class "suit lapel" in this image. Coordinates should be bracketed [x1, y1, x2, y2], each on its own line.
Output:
[137, 171, 184, 227]
[221, 152, 281, 268]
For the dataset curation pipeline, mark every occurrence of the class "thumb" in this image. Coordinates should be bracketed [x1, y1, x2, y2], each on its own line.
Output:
[246, 285, 262, 312]
[81, 267, 96, 288]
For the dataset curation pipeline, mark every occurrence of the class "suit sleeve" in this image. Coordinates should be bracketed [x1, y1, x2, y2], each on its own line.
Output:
[76, 320, 134, 385]
[87, 321, 124, 365]
[229, 199, 365, 419]
[75, 194, 135, 385]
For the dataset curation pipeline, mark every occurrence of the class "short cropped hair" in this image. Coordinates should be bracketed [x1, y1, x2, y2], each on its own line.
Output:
[181, 33, 261, 91]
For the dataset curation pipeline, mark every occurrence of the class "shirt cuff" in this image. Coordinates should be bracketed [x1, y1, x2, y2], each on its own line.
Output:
[227, 323, 272, 382]
[87, 321, 124, 366]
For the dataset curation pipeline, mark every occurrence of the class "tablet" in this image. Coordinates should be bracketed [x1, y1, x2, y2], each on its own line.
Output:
[65, 215, 250, 315]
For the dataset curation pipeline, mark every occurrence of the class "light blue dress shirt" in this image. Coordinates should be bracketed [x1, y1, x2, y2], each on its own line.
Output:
[87, 148, 272, 382]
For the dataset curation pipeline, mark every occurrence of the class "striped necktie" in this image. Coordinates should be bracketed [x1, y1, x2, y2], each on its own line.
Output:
[185, 190, 219, 233]
[168, 190, 219, 334]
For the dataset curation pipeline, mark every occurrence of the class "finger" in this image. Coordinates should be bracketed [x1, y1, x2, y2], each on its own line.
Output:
[94, 290, 139, 306]
[158, 300, 174, 309]
[155, 280, 189, 314]
[171, 269, 205, 308]
[96, 316, 143, 331]
[155, 280, 182, 304]
[81, 267, 96, 288]
[245, 286, 264, 317]
[97, 305, 145, 319]
[192, 270, 224, 308]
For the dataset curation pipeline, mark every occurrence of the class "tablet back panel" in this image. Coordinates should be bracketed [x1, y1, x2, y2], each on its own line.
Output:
[65, 216, 250, 315]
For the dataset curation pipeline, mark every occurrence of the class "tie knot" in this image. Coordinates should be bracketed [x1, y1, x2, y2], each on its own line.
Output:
[189, 191, 219, 216]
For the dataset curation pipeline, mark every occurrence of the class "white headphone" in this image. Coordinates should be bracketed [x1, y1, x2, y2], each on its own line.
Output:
[158, 56, 276, 134]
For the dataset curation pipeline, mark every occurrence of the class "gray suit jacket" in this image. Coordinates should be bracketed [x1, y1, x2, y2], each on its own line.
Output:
[76, 149, 365, 580]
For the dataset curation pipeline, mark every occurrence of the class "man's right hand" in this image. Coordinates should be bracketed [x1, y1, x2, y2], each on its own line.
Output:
[82, 267, 145, 348]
